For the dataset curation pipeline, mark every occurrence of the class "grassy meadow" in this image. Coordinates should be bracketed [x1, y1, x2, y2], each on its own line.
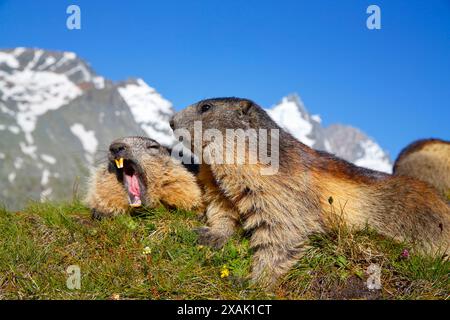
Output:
[0, 201, 448, 300]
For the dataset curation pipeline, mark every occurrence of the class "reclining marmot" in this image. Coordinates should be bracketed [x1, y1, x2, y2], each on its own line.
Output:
[394, 138, 450, 198]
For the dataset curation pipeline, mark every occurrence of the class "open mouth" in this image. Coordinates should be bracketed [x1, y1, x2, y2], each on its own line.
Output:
[113, 157, 146, 208]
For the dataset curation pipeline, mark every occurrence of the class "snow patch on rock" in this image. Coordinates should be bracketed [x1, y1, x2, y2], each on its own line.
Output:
[41, 154, 57, 165]
[0, 69, 82, 144]
[118, 79, 174, 146]
[70, 123, 98, 163]
[8, 172, 16, 183]
[41, 169, 51, 186]
[0, 52, 19, 68]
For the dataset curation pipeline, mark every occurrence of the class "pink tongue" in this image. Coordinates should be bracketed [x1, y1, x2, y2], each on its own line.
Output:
[125, 174, 141, 198]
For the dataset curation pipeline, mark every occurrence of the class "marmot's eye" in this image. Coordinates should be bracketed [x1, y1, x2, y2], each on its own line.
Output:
[146, 142, 159, 149]
[200, 104, 212, 113]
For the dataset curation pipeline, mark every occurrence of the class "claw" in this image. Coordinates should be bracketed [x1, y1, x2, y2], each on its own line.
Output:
[194, 226, 228, 249]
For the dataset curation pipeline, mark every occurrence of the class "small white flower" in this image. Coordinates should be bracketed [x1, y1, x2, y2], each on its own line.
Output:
[142, 246, 152, 255]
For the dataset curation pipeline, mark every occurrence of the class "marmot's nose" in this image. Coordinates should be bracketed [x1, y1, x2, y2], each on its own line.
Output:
[109, 142, 127, 156]
[169, 118, 175, 130]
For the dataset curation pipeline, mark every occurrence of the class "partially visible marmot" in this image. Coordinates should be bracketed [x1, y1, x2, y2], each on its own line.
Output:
[85, 136, 203, 219]
[170, 97, 450, 286]
[394, 138, 450, 198]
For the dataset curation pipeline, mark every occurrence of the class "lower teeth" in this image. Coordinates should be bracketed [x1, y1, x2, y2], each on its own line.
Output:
[129, 198, 142, 207]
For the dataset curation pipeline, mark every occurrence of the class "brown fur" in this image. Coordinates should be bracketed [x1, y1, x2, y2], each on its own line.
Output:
[85, 136, 203, 219]
[393, 138, 450, 197]
[171, 98, 450, 286]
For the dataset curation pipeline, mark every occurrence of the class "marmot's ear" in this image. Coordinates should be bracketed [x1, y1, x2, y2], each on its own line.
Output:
[238, 100, 253, 116]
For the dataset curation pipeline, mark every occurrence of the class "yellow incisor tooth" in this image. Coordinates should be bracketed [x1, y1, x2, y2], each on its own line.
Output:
[115, 158, 123, 169]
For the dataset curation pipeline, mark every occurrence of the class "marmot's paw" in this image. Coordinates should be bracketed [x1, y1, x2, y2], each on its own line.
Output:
[91, 209, 108, 220]
[194, 226, 229, 249]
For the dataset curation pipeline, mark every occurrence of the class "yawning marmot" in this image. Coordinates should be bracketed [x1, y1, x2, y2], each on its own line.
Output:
[85, 136, 203, 219]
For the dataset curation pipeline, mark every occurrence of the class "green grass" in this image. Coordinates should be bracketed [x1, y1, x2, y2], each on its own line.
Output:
[0, 202, 448, 300]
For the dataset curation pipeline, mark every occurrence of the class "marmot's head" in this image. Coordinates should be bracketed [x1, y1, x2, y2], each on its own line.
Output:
[170, 97, 279, 132]
[108, 136, 170, 207]
[170, 97, 280, 153]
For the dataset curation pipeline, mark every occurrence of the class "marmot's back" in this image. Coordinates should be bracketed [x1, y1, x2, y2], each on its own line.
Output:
[393, 139, 450, 198]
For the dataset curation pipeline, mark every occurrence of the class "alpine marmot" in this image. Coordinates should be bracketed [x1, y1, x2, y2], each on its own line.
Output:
[85, 136, 203, 219]
[394, 138, 450, 198]
[170, 97, 450, 285]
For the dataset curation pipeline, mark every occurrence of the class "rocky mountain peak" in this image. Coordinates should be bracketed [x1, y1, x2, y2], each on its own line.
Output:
[266, 95, 392, 173]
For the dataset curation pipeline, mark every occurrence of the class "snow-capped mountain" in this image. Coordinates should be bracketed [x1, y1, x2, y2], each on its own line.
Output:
[266, 95, 392, 173]
[117, 79, 174, 146]
[0, 48, 173, 209]
[0, 48, 391, 210]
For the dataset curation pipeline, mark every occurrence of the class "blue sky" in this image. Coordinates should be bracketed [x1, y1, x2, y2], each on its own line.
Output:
[0, 0, 449, 159]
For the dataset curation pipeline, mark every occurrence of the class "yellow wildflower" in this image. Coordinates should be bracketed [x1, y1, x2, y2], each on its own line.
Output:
[220, 265, 230, 278]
